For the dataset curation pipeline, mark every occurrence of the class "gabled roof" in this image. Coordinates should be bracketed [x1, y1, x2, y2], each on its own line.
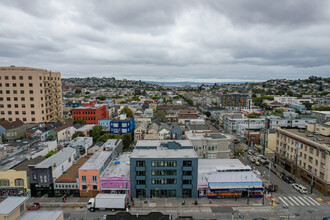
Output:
[0, 120, 11, 130]
[158, 123, 171, 132]
[0, 120, 25, 130]
[53, 122, 73, 132]
[148, 123, 159, 131]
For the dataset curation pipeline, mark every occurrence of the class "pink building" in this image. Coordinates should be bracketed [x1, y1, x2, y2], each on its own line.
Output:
[100, 152, 131, 198]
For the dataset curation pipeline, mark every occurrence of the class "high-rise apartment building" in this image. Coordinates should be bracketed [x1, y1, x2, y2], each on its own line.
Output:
[0, 66, 63, 123]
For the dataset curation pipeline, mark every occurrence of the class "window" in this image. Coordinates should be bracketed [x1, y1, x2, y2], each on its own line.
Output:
[136, 171, 145, 176]
[183, 160, 192, 166]
[183, 171, 192, 175]
[7, 104, 11, 108]
[20, 90, 24, 94]
[30, 97, 34, 101]
[151, 170, 176, 176]
[5, 76, 8, 80]
[6, 97, 10, 101]
[183, 180, 192, 184]
[13, 83, 16, 87]
[32, 118, 35, 122]
[31, 111, 35, 115]
[92, 176, 97, 182]
[136, 180, 146, 185]
[6, 90, 10, 94]
[0, 179, 10, 187]
[81, 176, 87, 182]
[320, 172, 325, 180]
[82, 185, 87, 190]
[22, 104, 26, 108]
[321, 162, 325, 169]
[309, 157, 313, 163]
[151, 178, 176, 184]
[151, 160, 177, 167]
[92, 185, 97, 190]
[12, 76, 16, 80]
[19, 76, 23, 80]
[14, 97, 17, 100]
[136, 161, 145, 167]
[5, 83, 9, 87]
[315, 160, 318, 166]
[21, 97, 25, 101]
[15, 111, 19, 115]
[29, 90, 33, 94]
[310, 147, 314, 154]
[321, 153, 326, 160]
[29, 83, 33, 87]
[28, 76, 32, 80]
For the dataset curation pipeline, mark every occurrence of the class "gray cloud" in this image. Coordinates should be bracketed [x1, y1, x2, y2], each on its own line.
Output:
[0, 0, 329, 82]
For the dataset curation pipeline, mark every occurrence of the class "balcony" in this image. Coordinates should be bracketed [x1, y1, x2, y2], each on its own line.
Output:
[183, 176, 192, 180]
[182, 184, 192, 189]
[136, 167, 145, 171]
[183, 166, 192, 171]
[136, 176, 146, 180]
[136, 184, 146, 189]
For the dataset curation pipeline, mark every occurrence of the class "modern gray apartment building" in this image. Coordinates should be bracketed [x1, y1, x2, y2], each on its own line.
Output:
[130, 140, 198, 198]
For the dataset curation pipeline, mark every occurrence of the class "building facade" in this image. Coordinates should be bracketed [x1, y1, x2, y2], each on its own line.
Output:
[110, 116, 135, 136]
[0, 66, 63, 123]
[130, 140, 198, 198]
[275, 127, 330, 195]
[72, 105, 109, 124]
[220, 93, 251, 109]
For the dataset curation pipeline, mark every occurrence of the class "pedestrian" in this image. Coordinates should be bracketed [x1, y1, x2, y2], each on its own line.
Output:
[64, 194, 67, 201]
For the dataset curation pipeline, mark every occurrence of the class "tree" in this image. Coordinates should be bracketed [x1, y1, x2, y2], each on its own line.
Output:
[73, 118, 87, 125]
[120, 107, 133, 117]
[98, 133, 122, 142]
[92, 125, 102, 142]
[72, 131, 85, 140]
[233, 149, 244, 157]
[154, 110, 166, 121]
[122, 133, 132, 150]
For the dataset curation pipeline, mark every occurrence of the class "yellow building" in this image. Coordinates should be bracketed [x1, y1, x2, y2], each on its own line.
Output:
[0, 66, 63, 123]
[0, 170, 28, 196]
[0, 197, 28, 220]
[306, 122, 330, 137]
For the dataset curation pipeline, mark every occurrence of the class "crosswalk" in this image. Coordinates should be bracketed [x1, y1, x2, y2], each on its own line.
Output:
[278, 195, 321, 207]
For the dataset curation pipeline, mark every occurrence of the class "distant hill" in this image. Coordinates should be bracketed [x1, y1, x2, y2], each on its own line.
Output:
[144, 81, 251, 87]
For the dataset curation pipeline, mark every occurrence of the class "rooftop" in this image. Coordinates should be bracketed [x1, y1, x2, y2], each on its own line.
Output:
[19, 210, 63, 220]
[13, 156, 45, 172]
[277, 128, 330, 151]
[131, 148, 197, 159]
[186, 132, 230, 140]
[135, 140, 193, 148]
[206, 171, 262, 183]
[56, 157, 89, 182]
[35, 147, 75, 168]
[0, 197, 29, 215]
[79, 149, 112, 171]
[101, 152, 131, 178]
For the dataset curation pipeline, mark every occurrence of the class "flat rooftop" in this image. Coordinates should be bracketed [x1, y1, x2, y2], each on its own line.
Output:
[186, 133, 230, 140]
[101, 152, 131, 178]
[0, 197, 29, 215]
[56, 157, 89, 182]
[135, 140, 193, 148]
[131, 148, 197, 159]
[79, 149, 112, 171]
[277, 128, 330, 150]
[19, 210, 63, 220]
[206, 171, 262, 183]
[13, 156, 45, 172]
[35, 147, 76, 169]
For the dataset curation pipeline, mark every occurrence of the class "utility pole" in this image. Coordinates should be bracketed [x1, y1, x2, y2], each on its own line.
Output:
[294, 144, 299, 182]
[247, 118, 250, 148]
[311, 165, 314, 194]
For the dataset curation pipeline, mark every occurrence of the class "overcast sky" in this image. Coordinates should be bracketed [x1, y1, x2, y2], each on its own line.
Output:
[1, 0, 330, 82]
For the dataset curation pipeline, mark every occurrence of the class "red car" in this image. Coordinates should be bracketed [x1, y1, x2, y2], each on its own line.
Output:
[28, 203, 41, 210]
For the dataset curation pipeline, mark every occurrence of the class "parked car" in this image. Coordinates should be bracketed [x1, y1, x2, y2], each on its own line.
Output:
[282, 175, 295, 184]
[292, 184, 308, 194]
[28, 203, 41, 210]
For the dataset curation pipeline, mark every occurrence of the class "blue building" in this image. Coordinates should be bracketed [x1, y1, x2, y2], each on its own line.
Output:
[98, 118, 111, 127]
[290, 103, 306, 112]
[65, 102, 81, 108]
[130, 140, 198, 198]
[110, 116, 135, 136]
[170, 124, 183, 140]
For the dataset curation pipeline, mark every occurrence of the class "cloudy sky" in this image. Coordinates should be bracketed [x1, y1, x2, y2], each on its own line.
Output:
[1, 0, 330, 82]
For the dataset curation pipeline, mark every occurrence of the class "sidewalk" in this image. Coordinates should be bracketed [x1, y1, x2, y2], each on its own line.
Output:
[27, 196, 90, 207]
[132, 197, 267, 208]
[27, 196, 269, 208]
